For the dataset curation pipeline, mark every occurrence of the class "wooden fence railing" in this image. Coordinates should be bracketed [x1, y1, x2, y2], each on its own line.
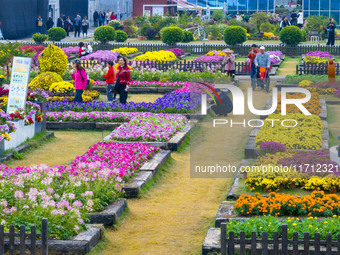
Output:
[23, 41, 340, 56]
[296, 62, 340, 75]
[221, 223, 338, 255]
[0, 218, 48, 255]
[80, 59, 251, 75]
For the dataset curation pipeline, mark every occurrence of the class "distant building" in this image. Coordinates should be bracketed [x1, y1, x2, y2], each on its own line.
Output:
[0, 0, 49, 39]
[303, 0, 340, 23]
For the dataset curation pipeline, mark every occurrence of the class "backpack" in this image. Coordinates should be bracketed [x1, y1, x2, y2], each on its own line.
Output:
[38, 20, 43, 27]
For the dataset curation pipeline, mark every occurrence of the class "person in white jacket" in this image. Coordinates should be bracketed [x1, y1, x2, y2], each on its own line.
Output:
[297, 10, 304, 29]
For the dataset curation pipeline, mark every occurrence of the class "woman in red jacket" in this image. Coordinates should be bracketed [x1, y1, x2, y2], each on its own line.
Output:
[115, 56, 130, 104]
[71, 60, 87, 102]
[103, 61, 116, 102]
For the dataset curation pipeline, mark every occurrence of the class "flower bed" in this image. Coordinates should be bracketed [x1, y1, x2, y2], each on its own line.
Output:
[164, 48, 185, 57]
[110, 113, 188, 142]
[80, 50, 119, 62]
[225, 216, 340, 240]
[304, 56, 329, 64]
[112, 47, 138, 56]
[234, 191, 340, 217]
[62, 46, 79, 57]
[306, 51, 331, 59]
[47, 92, 195, 113]
[134, 50, 176, 62]
[276, 92, 321, 115]
[0, 142, 158, 239]
[255, 113, 323, 150]
[47, 111, 139, 122]
[299, 80, 340, 95]
[194, 55, 223, 63]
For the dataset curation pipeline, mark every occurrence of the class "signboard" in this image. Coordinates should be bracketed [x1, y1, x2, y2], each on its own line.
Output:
[144, 10, 151, 17]
[7, 57, 32, 113]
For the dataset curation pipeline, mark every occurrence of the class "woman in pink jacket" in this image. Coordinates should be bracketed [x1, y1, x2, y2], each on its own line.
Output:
[71, 60, 87, 102]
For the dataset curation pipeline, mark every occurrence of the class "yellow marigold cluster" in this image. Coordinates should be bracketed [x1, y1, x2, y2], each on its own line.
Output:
[29, 72, 63, 91]
[83, 90, 100, 100]
[276, 92, 321, 115]
[298, 80, 337, 95]
[234, 191, 340, 217]
[246, 33, 252, 39]
[264, 32, 275, 38]
[134, 50, 176, 62]
[255, 113, 323, 150]
[49, 82, 75, 94]
[39, 44, 68, 75]
[206, 50, 227, 56]
[113, 47, 138, 55]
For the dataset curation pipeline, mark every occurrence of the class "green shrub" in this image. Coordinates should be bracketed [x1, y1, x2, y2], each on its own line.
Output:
[300, 29, 309, 42]
[223, 26, 247, 45]
[305, 15, 331, 34]
[140, 23, 152, 36]
[279, 26, 302, 46]
[146, 28, 159, 40]
[227, 20, 257, 36]
[108, 20, 123, 30]
[135, 16, 148, 27]
[212, 10, 225, 22]
[251, 12, 270, 32]
[161, 26, 184, 45]
[48, 27, 66, 42]
[182, 31, 194, 43]
[115, 30, 128, 42]
[32, 33, 48, 44]
[94, 26, 116, 44]
[260, 22, 275, 33]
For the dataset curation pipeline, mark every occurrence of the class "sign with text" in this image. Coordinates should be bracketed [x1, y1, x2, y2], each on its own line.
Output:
[7, 57, 32, 113]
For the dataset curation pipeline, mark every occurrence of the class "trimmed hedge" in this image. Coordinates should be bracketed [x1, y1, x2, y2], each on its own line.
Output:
[116, 30, 128, 42]
[279, 26, 302, 46]
[223, 26, 247, 45]
[182, 31, 194, 43]
[48, 27, 66, 42]
[161, 26, 184, 45]
[94, 26, 116, 44]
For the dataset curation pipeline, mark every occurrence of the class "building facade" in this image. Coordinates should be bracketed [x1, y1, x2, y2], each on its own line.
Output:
[133, 0, 169, 17]
[0, 0, 48, 39]
[303, 0, 340, 23]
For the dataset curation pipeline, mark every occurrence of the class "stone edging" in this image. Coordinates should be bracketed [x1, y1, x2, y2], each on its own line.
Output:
[104, 120, 197, 151]
[123, 149, 171, 198]
[0, 132, 54, 163]
[46, 121, 122, 130]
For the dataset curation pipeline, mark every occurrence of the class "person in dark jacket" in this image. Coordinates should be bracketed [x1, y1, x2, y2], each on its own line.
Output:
[36, 16, 43, 34]
[115, 56, 131, 104]
[280, 16, 291, 30]
[99, 11, 105, 26]
[211, 89, 233, 117]
[290, 10, 298, 26]
[46, 17, 54, 31]
[74, 14, 81, 37]
[57, 17, 63, 28]
[64, 17, 72, 36]
[326, 18, 336, 46]
[93, 10, 99, 27]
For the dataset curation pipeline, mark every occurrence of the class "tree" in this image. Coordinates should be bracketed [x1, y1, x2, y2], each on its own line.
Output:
[251, 12, 270, 32]
[305, 15, 332, 34]
[0, 41, 30, 83]
[212, 10, 225, 22]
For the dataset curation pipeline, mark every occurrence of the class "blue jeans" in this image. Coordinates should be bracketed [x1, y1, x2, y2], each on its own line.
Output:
[250, 63, 257, 89]
[106, 83, 116, 101]
[36, 27, 43, 34]
[74, 89, 83, 102]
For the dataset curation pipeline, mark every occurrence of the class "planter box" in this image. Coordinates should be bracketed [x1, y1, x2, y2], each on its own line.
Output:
[88, 200, 127, 225]
[35, 121, 43, 135]
[46, 122, 121, 130]
[4, 120, 24, 151]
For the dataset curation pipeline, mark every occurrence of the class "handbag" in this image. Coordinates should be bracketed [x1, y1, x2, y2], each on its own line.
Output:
[110, 69, 122, 93]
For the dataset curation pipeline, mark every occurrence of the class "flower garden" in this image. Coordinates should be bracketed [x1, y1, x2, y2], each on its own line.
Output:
[3, 16, 340, 252]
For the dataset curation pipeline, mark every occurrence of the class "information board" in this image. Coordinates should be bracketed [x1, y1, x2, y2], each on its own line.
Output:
[7, 57, 32, 113]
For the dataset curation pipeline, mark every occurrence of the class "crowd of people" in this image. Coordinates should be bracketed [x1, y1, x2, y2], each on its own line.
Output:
[93, 10, 117, 27]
